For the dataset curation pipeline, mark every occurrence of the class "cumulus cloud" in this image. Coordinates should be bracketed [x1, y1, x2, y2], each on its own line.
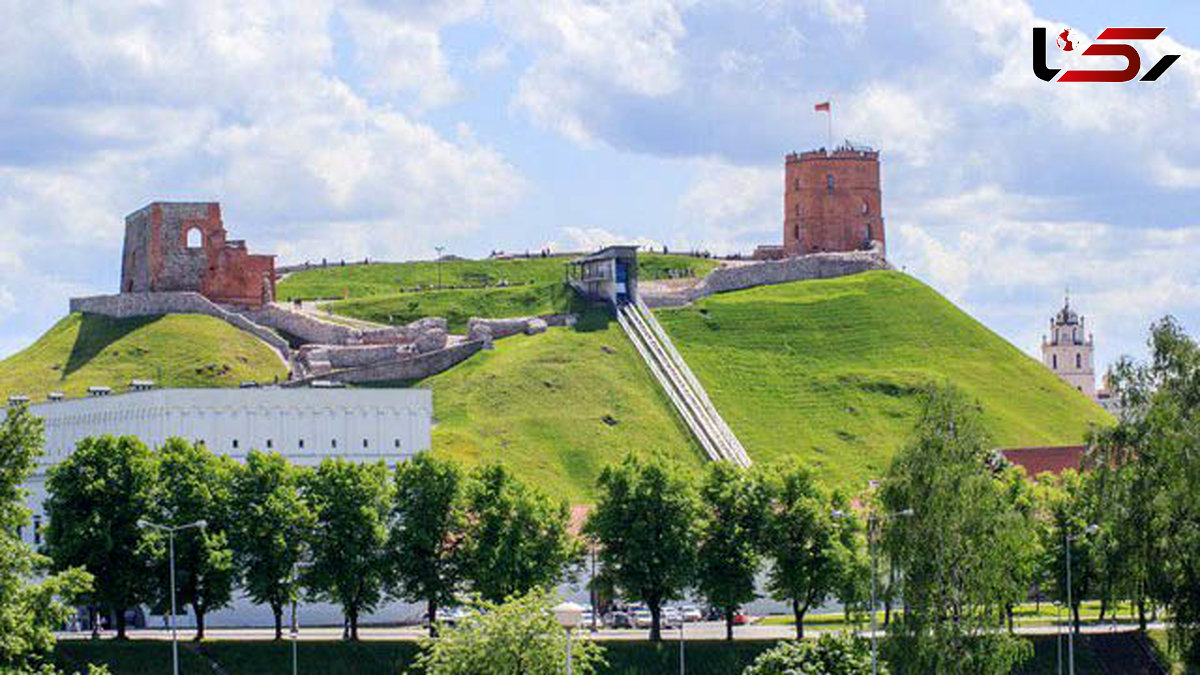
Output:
[561, 226, 661, 252]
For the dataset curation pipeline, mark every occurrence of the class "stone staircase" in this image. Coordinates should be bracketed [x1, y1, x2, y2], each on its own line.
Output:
[617, 299, 750, 467]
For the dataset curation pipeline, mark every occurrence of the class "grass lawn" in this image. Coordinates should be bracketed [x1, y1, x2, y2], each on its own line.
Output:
[654, 271, 1113, 492]
[0, 313, 287, 402]
[276, 254, 719, 302]
[327, 283, 585, 332]
[406, 310, 704, 503]
[53, 634, 1119, 674]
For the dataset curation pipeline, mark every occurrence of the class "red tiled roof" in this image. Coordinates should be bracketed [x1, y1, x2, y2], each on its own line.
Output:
[1000, 445, 1086, 478]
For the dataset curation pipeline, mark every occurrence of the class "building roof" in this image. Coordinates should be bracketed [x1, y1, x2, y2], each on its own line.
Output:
[1055, 297, 1080, 325]
[1000, 445, 1086, 478]
[572, 245, 640, 264]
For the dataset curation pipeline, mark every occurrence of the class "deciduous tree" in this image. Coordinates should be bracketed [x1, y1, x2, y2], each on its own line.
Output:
[0, 403, 96, 672]
[303, 457, 391, 640]
[388, 453, 466, 637]
[44, 435, 157, 639]
[696, 462, 770, 640]
[585, 455, 697, 642]
[229, 450, 313, 640]
[880, 385, 1033, 675]
[462, 464, 580, 604]
[148, 438, 237, 640]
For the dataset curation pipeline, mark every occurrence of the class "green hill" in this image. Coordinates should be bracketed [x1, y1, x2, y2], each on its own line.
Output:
[277, 254, 719, 301]
[0, 313, 288, 401]
[327, 283, 585, 332]
[403, 310, 704, 502]
[653, 271, 1112, 490]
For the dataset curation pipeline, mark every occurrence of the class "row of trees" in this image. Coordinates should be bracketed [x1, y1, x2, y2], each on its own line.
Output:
[42, 441, 577, 641]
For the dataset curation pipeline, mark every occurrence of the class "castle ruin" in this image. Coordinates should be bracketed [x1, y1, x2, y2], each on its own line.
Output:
[782, 145, 885, 257]
[120, 202, 276, 308]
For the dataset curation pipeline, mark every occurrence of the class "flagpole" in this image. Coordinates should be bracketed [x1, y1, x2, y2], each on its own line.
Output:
[827, 105, 832, 151]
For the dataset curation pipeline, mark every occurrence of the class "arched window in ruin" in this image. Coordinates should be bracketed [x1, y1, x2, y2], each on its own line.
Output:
[186, 227, 203, 249]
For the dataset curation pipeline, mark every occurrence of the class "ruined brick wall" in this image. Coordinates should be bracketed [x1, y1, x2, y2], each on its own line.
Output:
[120, 202, 275, 308]
[783, 148, 885, 257]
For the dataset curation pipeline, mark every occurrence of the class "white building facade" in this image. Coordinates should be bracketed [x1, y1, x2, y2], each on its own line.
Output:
[10, 387, 433, 629]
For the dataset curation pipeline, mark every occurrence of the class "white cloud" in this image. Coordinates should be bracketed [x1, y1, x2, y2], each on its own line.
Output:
[561, 226, 661, 252]
[840, 84, 953, 167]
[677, 160, 778, 243]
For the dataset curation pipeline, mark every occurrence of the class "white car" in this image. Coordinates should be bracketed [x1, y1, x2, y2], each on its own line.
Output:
[679, 606, 703, 623]
[633, 610, 653, 629]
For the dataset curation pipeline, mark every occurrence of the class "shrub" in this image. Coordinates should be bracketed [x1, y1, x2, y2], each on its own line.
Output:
[742, 633, 880, 675]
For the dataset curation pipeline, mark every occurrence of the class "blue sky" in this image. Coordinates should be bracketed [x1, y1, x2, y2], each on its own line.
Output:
[1, 0, 1198, 377]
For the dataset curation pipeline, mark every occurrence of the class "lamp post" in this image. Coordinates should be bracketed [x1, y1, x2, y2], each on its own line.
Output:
[1065, 523, 1099, 675]
[834, 505, 913, 675]
[290, 561, 314, 675]
[137, 519, 207, 675]
[434, 246, 445, 288]
[1054, 600, 1063, 675]
[552, 602, 585, 675]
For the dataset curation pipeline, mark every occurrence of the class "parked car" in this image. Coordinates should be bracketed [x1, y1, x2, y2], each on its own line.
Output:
[607, 611, 634, 629]
[633, 610, 654, 629]
[731, 612, 751, 626]
[679, 606, 703, 623]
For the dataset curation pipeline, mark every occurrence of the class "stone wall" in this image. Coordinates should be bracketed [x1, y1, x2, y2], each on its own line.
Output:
[641, 248, 887, 307]
[466, 314, 575, 341]
[291, 340, 484, 385]
[69, 293, 291, 359]
[243, 305, 361, 346]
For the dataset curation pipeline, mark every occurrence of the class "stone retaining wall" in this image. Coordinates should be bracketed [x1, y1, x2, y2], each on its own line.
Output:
[69, 293, 291, 359]
[291, 340, 484, 385]
[641, 248, 887, 307]
[243, 305, 361, 346]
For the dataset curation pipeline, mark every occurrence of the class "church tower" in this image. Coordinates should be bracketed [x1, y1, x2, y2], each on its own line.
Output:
[783, 144, 885, 257]
[1041, 296, 1095, 398]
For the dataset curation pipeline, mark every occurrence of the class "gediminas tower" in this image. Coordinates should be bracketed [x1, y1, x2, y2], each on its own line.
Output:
[783, 145, 885, 256]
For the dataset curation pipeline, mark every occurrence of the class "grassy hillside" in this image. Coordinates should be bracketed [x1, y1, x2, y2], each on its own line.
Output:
[403, 311, 703, 503]
[0, 313, 288, 401]
[327, 282, 584, 332]
[277, 254, 719, 301]
[655, 271, 1112, 491]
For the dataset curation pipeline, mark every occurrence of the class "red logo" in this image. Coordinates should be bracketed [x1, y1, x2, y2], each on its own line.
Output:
[1033, 27, 1180, 82]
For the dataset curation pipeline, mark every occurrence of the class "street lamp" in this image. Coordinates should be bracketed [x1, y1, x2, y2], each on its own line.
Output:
[552, 602, 585, 675]
[137, 518, 207, 675]
[290, 561, 313, 675]
[834, 505, 913, 675]
[1065, 523, 1099, 675]
[1054, 600, 1063, 675]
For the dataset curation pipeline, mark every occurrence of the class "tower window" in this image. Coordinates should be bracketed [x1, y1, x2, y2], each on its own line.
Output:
[793, 224, 800, 239]
[299, 439, 305, 449]
[794, 204, 800, 217]
[1052, 354, 1058, 370]
[826, 174, 835, 194]
[793, 178, 800, 191]
[186, 227, 203, 249]
[1076, 353, 1082, 369]
[394, 439, 401, 449]
[33, 516, 41, 545]
[363, 438, 369, 449]
[331, 439, 337, 449]
[232, 439, 239, 449]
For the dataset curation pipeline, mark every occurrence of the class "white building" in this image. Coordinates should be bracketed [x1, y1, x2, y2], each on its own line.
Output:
[1041, 297, 1096, 399]
[9, 386, 433, 629]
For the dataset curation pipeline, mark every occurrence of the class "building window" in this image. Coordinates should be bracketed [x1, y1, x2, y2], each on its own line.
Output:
[1052, 354, 1058, 370]
[794, 203, 800, 217]
[394, 439, 401, 449]
[186, 227, 203, 249]
[298, 439, 305, 449]
[17, 525, 23, 541]
[861, 199, 870, 215]
[266, 439, 273, 449]
[1076, 353, 1082, 369]
[33, 516, 41, 545]
[232, 439, 239, 449]
[793, 224, 800, 239]
[826, 174, 835, 194]
[331, 439, 337, 449]
[793, 178, 800, 191]
[363, 438, 369, 449]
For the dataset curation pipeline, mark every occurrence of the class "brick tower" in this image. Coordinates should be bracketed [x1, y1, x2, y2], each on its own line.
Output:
[783, 145, 885, 256]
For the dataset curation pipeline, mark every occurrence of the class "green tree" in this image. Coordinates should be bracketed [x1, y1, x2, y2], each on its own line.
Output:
[1035, 469, 1100, 634]
[229, 450, 313, 640]
[462, 464, 579, 604]
[44, 435, 157, 639]
[147, 438, 236, 640]
[742, 633, 880, 675]
[996, 465, 1041, 633]
[880, 385, 1032, 675]
[0, 403, 96, 672]
[412, 587, 605, 675]
[584, 454, 697, 642]
[762, 463, 844, 639]
[303, 457, 391, 640]
[388, 453, 466, 637]
[695, 462, 770, 640]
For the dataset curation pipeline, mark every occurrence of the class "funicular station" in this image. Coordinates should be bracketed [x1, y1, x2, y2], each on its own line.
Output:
[567, 245, 750, 467]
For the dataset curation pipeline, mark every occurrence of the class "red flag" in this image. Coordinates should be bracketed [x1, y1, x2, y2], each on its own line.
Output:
[814, 101, 831, 113]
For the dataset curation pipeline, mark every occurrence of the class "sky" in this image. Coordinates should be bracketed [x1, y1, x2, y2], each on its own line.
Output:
[1, 0, 1198, 376]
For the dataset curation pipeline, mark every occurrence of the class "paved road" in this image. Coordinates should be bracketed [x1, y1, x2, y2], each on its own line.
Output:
[57, 619, 1167, 643]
